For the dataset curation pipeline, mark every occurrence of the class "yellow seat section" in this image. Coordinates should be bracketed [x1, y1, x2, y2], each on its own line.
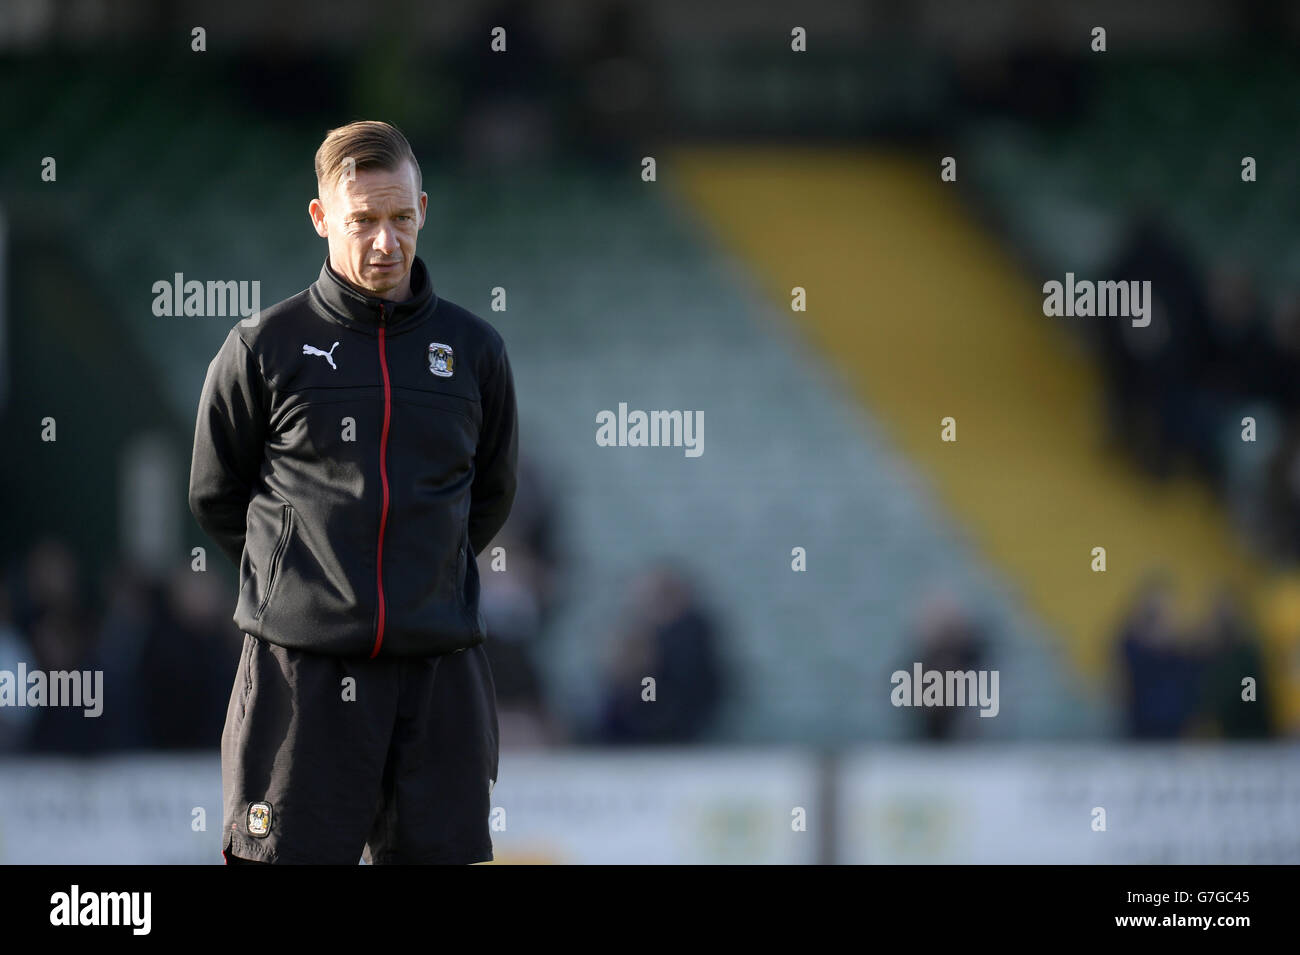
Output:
[670, 145, 1297, 728]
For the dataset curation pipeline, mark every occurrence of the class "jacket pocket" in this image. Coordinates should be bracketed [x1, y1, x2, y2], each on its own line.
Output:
[237, 633, 256, 719]
[458, 524, 483, 638]
[457, 539, 468, 601]
[254, 504, 294, 620]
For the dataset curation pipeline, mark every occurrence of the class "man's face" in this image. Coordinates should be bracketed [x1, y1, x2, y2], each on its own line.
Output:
[309, 161, 428, 302]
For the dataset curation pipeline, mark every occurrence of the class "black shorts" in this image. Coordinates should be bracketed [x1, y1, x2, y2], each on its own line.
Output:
[220, 633, 499, 865]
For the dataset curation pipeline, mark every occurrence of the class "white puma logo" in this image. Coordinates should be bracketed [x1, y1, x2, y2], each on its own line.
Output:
[303, 341, 340, 370]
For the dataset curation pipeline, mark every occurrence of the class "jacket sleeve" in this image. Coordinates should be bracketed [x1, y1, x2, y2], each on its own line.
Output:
[188, 327, 269, 566]
[468, 342, 519, 556]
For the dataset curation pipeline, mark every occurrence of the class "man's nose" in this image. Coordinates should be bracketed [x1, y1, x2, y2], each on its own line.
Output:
[374, 226, 399, 255]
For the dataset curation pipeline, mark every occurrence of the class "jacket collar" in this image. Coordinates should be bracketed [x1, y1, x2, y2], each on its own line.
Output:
[311, 255, 438, 336]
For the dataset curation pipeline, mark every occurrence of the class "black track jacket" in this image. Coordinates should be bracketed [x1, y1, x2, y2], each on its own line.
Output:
[188, 256, 518, 658]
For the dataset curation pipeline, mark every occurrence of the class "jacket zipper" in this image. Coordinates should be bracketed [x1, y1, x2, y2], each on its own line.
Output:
[371, 304, 393, 657]
[255, 504, 292, 620]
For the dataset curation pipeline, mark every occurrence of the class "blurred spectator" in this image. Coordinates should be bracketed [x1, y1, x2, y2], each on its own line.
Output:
[1116, 574, 1204, 739]
[478, 454, 567, 747]
[479, 530, 556, 747]
[1264, 292, 1300, 414]
[498, 455, 564, 627]
[1264, 413, 1300, 564]
[19, 538, 100, 753]
[86, 561, 160, 750]
[133, 567, 243, 749]
[593, 564, 726, 744]
[1196, 262, 1271, 488]
[1203, 263, 1269, 406]
[1189, 588, 1272, 739]
[1095, 217, 1211, 479]
[902, 589, 990, 741]
[0, 583, 37, 752]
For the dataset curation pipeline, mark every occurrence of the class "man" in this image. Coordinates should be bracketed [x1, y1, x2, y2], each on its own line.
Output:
[189, 121, 518, 864]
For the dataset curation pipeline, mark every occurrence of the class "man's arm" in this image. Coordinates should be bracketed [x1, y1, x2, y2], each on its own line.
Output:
[188, 327, 269, 566]
[468, 343, 519, 556]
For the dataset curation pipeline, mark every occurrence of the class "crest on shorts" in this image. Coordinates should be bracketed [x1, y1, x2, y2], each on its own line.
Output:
[428, 342, 454, 378]
[248, 801, 273, 837]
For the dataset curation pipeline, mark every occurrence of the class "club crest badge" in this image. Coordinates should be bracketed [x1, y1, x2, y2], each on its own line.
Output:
[428, 342, 454, 378]
[248, 801, 273, 837]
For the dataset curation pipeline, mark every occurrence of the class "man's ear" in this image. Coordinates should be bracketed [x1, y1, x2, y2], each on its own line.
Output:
[418, 192, 428, 230]
[309, 197, 329, 238]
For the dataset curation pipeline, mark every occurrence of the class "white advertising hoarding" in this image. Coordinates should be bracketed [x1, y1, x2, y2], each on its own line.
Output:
[837, 744, 1300, 864]
[0, 749, 821, 864]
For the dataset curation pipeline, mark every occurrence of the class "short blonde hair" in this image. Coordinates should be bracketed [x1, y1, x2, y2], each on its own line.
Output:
[314, 120, 421, 197]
